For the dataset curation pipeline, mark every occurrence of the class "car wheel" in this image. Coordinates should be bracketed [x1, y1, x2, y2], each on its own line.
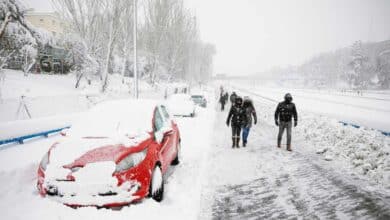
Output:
[150, 166, 164, 202]
[171, 142, 181, 165]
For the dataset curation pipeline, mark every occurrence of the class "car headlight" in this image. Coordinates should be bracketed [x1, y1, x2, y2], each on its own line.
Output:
[40, 152, 49, 171]
[115, 149, 148, 172]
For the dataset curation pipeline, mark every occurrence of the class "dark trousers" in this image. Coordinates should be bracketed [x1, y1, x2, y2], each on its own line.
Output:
[221, 103, 225, 111]
[231, 125, 241, 139]
[277, 121, 292, 146]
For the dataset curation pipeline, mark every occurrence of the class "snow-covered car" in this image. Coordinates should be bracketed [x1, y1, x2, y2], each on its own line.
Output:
[166, 94, 196, 117]
[191, 94, 207, 108]
[37, 99, 181, 207]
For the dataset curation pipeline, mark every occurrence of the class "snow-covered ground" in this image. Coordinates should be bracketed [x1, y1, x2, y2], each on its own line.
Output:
[1, 73, 390, 219]
[224, 84, 390, 190]
[0, 98, 215, 220]
[0, 70, 156, 141]
[200, 87, 390, 219]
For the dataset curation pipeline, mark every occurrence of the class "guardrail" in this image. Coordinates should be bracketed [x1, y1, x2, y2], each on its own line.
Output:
[0, 126, 70, 146]
[339, 121, 390, 136]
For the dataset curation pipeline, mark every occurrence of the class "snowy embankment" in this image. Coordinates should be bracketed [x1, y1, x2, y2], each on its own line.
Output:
[0, 83, 216, 219]
[0, 70, 153, 141]
[230, 84, 390, 190]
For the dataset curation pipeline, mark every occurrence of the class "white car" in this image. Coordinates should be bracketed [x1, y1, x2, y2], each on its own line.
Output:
[166, 94, 196, 117]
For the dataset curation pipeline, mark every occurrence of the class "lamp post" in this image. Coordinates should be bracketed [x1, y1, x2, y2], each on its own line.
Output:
[133, 0, 138, 99]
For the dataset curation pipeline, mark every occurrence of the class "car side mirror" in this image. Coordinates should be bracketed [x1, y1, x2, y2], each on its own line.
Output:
[162, 126, 173, 136]
[60, 128, 69, 136]
[164, 129, 174, 136]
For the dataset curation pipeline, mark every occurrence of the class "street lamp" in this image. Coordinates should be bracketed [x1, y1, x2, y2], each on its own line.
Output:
[133, 0, 138, 99]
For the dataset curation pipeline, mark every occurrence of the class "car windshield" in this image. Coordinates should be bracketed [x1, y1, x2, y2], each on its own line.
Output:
[191, 95, 204, 102]
[67, 100, 157, 137]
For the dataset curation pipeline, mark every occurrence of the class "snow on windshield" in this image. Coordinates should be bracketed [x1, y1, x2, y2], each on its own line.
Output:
[67, 99, 157, 138]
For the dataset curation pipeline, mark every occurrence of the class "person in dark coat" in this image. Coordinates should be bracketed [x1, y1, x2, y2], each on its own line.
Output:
[230, 92, 237, 105]
[242, 97, 257, 147]
[224, 92, 229, 102]
[226, 96, 245, 148]
[219, 93, 226, 111]
[274, 93, 298, 151]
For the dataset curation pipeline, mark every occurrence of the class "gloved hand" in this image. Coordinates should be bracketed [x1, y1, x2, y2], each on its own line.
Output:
[226, 121, 230, 127]
[275, 120, 279, 126]
[294, 121, 297, 127]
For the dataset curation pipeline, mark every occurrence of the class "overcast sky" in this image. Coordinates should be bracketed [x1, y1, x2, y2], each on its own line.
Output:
[25, 0, 390, 76]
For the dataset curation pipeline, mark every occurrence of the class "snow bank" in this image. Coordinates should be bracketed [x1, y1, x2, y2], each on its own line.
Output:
[297, 114, 390, 188]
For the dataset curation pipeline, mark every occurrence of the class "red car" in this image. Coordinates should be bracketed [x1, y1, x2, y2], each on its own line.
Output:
[37, 100, 181, 207]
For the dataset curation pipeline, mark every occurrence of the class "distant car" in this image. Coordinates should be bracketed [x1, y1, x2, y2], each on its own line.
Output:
[37, 99, 181, 207]
[166, 94, 196, 117]
[191, 94, 207, 108]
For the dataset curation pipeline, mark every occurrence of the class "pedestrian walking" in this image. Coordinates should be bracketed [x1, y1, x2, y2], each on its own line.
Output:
[230, 92, 237, 105]
[226, 96, 245, 148]
[274, 93, 298, 151]
[219, 93, 226, 111]
[224, 92, 229, 105]
[242, 97, 257, 147]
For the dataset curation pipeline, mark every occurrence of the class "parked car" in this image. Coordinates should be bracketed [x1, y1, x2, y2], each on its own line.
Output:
[166, 94, 196, 117]
[191, 94, 207, 108]
[37, 99, 181, 207]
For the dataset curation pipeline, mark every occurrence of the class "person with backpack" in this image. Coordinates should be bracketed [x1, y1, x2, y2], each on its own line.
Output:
[226, 96, 245, 148]
[274, 93, 298, 151]
[242, 97, 257, 147]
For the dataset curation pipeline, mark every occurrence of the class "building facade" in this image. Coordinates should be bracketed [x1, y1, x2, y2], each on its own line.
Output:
[25, 12, 66, 37]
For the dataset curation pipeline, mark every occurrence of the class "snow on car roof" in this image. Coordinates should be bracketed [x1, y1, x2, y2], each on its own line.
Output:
[68, 99, 159, 137]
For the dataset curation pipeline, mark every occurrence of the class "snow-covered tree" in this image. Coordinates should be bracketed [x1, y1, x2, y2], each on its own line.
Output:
[20, 44, 37, 76]
[376, 49, 390, 89]
[53, 0, 215, 91]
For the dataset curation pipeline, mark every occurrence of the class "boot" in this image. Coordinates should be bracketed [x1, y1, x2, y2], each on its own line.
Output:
[236, 138, 240, 148]
[232, 138, 235, 148]
[287, 144, 292, 151]
[277, 141, 281, 148]
[243, 140, 247, 147]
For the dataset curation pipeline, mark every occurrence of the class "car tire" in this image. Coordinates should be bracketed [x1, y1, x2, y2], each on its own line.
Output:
[150, 166, 164, 202]
[171, 142, 181, 165]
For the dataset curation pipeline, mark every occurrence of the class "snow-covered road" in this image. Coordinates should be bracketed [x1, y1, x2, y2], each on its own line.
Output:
[1, 86, 390, 219]
[200, 89, 390, 219]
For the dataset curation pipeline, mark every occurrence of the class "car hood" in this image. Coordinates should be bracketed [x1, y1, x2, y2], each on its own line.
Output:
[45, 132, 151, 181]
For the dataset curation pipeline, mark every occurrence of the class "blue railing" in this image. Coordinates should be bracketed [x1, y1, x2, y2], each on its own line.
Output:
[339, 121, 390, 136]
[0, 126, 71, 146]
